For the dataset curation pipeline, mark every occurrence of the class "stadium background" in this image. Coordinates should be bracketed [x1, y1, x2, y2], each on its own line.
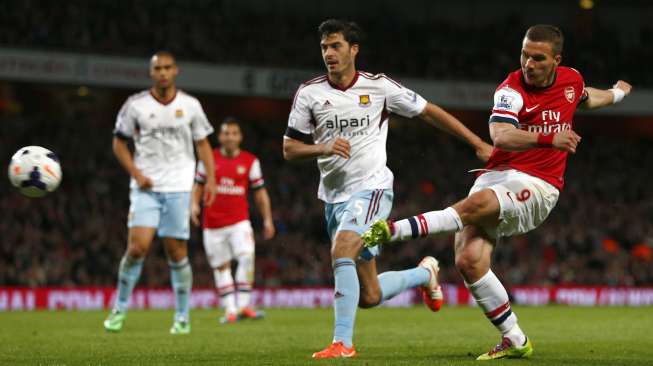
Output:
[1, 0, 652, 310]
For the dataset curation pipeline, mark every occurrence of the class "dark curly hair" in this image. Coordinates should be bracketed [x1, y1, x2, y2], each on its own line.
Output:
[317, 19, 364, 46]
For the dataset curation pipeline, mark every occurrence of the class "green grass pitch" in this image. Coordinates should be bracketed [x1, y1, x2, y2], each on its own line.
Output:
[1, 306, 651, 365]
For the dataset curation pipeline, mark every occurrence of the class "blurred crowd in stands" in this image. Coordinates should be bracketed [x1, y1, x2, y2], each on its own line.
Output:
[1, 0, 652, 86]
[1, 84, 651, 289]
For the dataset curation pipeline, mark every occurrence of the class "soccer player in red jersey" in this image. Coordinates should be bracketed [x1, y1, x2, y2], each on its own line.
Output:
[363, 25, 632, 360]
[192, 118, 275, 324]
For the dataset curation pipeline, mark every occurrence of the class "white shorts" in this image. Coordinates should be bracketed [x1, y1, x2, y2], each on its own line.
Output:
[469, 170, 560, 238]
[203, 220, 255, 268]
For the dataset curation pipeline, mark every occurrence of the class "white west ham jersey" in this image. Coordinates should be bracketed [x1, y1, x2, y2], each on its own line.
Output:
[286, 71, 427, 203]
[114, 90, 214, 192]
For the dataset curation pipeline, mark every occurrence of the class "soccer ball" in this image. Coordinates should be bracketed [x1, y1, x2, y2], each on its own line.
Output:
[8, 146, 62, 197]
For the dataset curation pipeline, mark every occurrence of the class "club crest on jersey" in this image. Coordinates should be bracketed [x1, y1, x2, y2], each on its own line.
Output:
[359, 95, 371, 107]
[175, 109, 184, 118]
[236, 165, 246, 175]
[564, 87, 575, 103]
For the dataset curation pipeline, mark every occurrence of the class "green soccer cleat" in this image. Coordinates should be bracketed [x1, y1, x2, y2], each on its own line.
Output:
[170, 319, 191, 335]
[362, 219, 392, 248]
[476, 337, 533, 361]
[103, 309, 126, 332]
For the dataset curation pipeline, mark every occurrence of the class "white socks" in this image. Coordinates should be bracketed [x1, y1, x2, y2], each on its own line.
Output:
[466, 270, 526, 347]
[214, 254, 256, 313]
[214, 267, 237, 314]
[236, 254, 254, 310]
[391, 207, 463, 241]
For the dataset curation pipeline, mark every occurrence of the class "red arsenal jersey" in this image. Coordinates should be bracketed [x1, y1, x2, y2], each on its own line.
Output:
[485, 66, 588, 190]
[196, 149, 264, 228]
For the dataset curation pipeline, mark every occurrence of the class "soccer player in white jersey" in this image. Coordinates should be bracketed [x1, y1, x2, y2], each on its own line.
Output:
[283, 19, 493, 358]
[104, 51, 217, 334]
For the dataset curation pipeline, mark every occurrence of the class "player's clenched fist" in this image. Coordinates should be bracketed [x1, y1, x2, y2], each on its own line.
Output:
[134, 171, 153, 189]
[613, 80, 632, 95]
[323, 137, 350, 159]
[553, 130, 582, 154]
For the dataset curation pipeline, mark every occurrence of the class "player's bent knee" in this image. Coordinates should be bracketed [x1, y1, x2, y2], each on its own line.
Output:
[358, 289, 381, 308]
[455, 252, 488, 282]
[331, 231, 363, 259]
[454, 254, 475, 273]
[126, 243, 148, 259]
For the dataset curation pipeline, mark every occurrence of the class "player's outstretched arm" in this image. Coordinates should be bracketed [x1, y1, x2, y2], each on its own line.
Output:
[580, 80, 632, 110]
[253, 187, 275, 240]
[490, 122, 582, 154]
[283, 136, 350, 161]
[418, 103, 493, 162]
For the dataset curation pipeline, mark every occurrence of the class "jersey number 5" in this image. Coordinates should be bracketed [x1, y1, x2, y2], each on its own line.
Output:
[354, 200, 364, 216]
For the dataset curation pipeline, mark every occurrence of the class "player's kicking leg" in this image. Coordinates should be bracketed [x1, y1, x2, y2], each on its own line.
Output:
[362, 205, 465, 247]
[456, 226, 532, 360]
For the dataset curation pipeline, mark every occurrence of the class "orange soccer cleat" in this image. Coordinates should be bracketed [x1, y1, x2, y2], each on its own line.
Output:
[238, 307, 265, 320]
[219, 312, 239, 324]
[311, 342, 357, 359]
[418, 256, 444, 312]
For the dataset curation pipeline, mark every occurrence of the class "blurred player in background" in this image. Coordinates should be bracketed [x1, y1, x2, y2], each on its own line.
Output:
[363, 25, 632, 360]
[104, 51, 217, 334]
[192, 118, 275, 324]
[283, 19, 492, 358]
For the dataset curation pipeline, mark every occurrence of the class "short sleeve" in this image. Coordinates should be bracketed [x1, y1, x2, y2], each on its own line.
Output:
[383, 75, 427, 118]
[191, 100, 214, 141]
[285, 86, 314, 143]
[195, 160, 207, 184]
[489, 86, 524, 127]
[249, 158, 265, 189]
[114, 98, 137, 139]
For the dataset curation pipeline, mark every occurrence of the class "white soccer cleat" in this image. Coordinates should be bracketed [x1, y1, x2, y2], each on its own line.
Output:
[418, 256, 443, 312]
